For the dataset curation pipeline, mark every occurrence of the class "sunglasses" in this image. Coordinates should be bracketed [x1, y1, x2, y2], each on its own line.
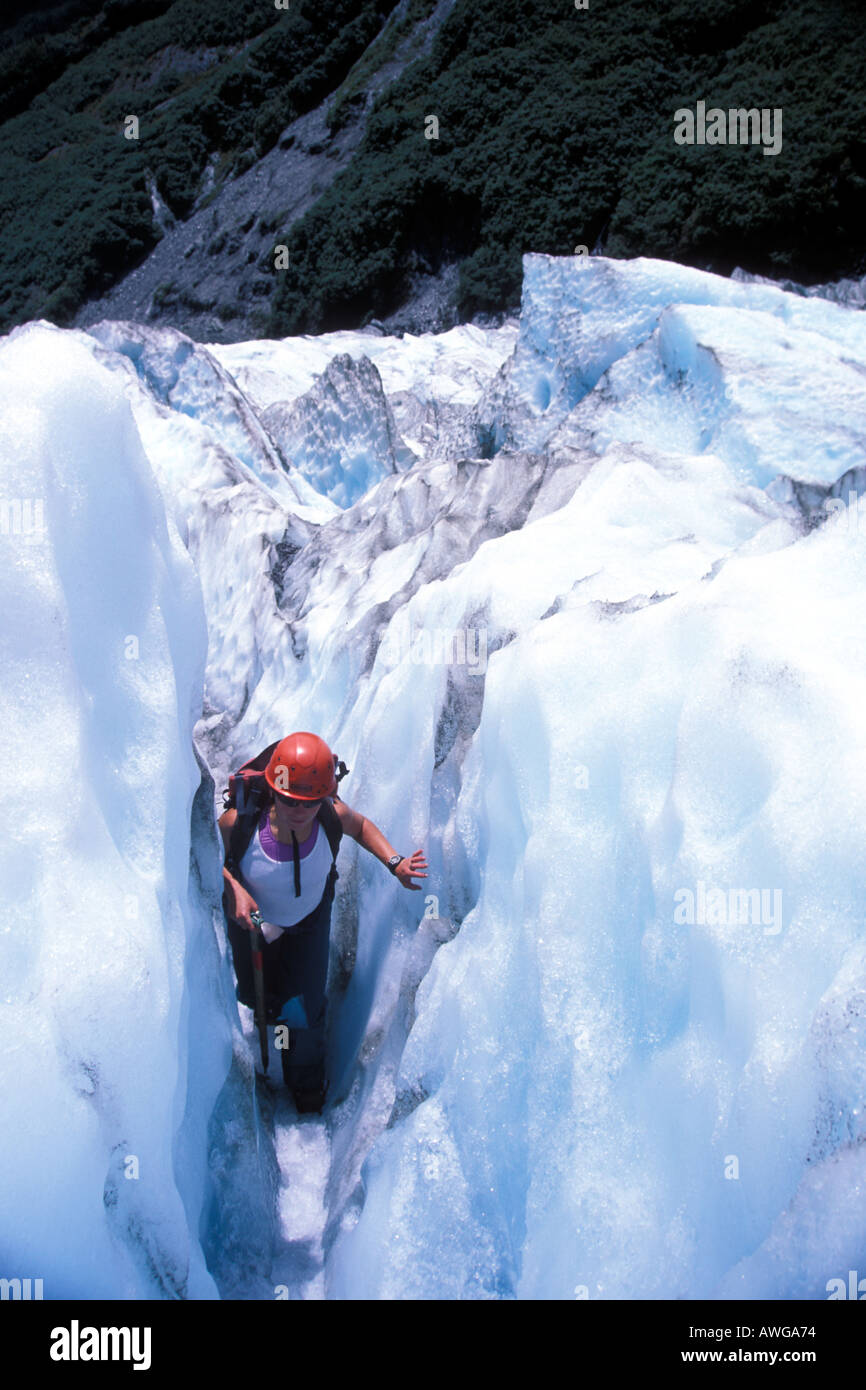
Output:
[274, 792, 323, 809]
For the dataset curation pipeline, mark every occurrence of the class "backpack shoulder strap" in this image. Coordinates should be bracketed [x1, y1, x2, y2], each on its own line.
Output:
[316, 797, 343, 864]
[225, 800, 266, 879]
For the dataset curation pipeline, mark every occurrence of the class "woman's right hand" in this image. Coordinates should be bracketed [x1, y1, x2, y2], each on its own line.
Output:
[228, 881, 260, 931]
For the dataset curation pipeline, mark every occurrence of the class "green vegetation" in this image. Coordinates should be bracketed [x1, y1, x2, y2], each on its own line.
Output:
[1, 0, 864, 339]
[326, 0, 436, 135]
[0, 0, 401, 330]
[269, 0, 866, 333]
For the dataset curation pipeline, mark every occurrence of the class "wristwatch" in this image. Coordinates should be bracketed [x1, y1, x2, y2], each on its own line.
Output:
[387, 854, 405, 875]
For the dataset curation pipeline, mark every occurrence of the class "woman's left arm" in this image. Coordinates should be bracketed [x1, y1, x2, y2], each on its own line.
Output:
[335, 800, 429, 890]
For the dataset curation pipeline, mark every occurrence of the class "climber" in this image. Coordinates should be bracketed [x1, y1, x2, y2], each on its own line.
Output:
[218, 731, 428, 1114]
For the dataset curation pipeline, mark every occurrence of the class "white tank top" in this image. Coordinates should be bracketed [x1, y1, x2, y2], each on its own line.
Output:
[239, 809, 333, 931]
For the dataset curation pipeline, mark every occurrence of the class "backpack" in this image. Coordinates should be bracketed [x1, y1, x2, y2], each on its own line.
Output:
[221, 739, 349, 894]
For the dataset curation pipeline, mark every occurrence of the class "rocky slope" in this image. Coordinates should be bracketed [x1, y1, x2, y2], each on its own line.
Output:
[73, 0, 463, 344]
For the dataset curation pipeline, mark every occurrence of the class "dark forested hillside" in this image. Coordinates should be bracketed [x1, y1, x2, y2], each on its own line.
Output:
[0, 0, 404, 331]
[269, 0, 866, 333]
[0, 0, 863, 340]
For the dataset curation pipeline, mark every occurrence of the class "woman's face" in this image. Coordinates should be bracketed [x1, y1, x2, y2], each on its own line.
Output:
[272, 791, 321, 832]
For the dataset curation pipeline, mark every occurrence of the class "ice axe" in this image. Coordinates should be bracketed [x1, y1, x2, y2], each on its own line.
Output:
[249, 910, 269, 1074]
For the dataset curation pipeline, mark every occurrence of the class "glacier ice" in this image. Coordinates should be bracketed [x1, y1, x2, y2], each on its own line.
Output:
[261, 352, 416, 509]
[2, 253, 866, 1301]
[0, 322, 226, 1298]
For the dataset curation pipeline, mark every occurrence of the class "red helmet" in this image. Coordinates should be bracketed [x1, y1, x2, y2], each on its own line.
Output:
[265, 732, 337, 800]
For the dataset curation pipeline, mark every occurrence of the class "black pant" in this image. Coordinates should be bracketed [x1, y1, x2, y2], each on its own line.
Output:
[225, 867, 336, 1072]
